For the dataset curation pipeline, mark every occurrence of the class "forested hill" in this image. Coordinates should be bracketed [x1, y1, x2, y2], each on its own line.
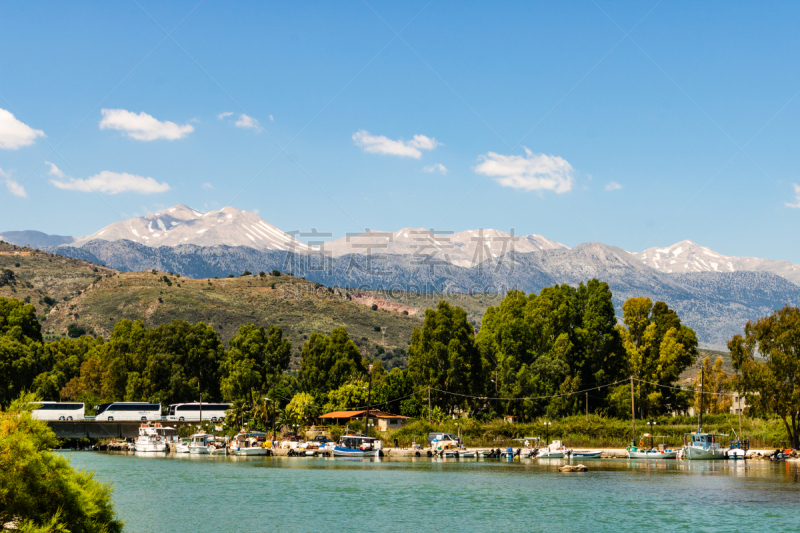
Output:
[0, 241, 419, 369]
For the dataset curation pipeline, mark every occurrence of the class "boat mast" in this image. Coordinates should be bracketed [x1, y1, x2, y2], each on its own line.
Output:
[630, 376, 635, 444]
[698, 367, 704, 433]
[365, 364, 373, 436]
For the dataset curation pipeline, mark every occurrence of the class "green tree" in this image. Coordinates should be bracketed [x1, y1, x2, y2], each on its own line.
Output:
[221, 324, 291, 404]
[617, 297, 697, 417]
[0, 393, 123, 532]
[409, 301, 485, 415]
[477, 281, 624, 419]
[322, 380, 369, 413]
[299, 327, 365, 393]
[0, 297, 42, 342]
[285, 392, 319, 422]
[693, 356, 732, 415]
[729, 306, 800, 449]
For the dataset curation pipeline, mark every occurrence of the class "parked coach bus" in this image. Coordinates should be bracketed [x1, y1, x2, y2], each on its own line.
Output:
[167, 403, 231, 422]
[95, 402, 161, 421]
[30, 402, 85, 421]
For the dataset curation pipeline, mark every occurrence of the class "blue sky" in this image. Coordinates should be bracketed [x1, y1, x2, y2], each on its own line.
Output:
[0, 1, 798, 260]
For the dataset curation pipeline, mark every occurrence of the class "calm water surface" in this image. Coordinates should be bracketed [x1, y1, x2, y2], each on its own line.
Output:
[65, 452, 800, 532]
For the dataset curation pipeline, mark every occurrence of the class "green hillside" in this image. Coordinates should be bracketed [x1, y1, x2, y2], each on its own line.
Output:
[0, 241, 420, 369]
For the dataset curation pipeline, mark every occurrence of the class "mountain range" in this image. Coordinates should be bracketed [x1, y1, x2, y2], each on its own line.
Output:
[3, 204, 799, 349]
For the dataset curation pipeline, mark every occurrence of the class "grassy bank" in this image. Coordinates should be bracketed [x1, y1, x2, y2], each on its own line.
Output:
[378, 415, 792, 449]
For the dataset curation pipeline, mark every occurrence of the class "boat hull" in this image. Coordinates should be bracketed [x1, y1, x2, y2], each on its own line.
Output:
[232, 447, 269, 456]
[134, 443, 167, 452]
[189, 446, 209, 455]
[683, 445, 727, 460]
[571, 451, 603, 459]
[332, 446, 377, 457]
[175, 445, 190, 453]
[536, 451, 564, 458]
[627, 450, 678, 459]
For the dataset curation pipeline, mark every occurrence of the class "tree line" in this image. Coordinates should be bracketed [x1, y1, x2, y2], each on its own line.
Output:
[1, 278, 798, 447]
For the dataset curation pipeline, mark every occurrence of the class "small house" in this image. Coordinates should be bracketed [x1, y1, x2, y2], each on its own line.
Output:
[318, 409, 410, 431]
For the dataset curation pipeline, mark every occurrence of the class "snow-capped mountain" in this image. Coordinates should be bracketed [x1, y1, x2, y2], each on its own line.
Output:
[325, 228, 567, 267]
[632, 240, 800, 286]
[68, 205, 314, 252]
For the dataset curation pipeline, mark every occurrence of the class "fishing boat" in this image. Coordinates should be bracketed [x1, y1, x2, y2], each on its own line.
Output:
[681, 367, 729, 460]
[133, 423, 168, 453]
[208, 436, 228, 456]
[332, 434, 380, 457]
[175, 437, 190, 453]
[626, 433, 678, 459]
[189, 431, 210, 454]
[535, 440, 566, 458]
[229, 431, 270, 456]
[682, 432, 728, 460]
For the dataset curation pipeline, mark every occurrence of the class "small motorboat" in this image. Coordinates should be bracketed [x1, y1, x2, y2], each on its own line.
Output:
[229, 431, 271, 456]
[175, 437, 191, 454]
[535, 440, 566, 459]
[332, 434, 380, 457]
[189, 431, 210, 454]
[459, 450, 476, 458]
[570, 451, 603, 459]
[627, 433, 678, 459]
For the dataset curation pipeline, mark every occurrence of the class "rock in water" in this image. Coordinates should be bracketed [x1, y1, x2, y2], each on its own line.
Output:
[559, 464, 588, 473]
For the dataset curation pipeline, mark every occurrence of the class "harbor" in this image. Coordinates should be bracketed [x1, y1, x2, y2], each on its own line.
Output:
[62, 448, 800, 533]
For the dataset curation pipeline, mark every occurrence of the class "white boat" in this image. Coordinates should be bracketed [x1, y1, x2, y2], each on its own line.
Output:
[682, 432, 728, 460]
[627, 449, 678, 459]
[175, 437, 191, 453]
[133, 423, 168, 453]
[570, 450, 604, 459]
[189, 431, 210, 454]
[626, 433, 678, 459]
[459, 451, 476, 458]
[208, 438, 228, 456]
[229, 431, 270, 456]
[332, 434, 380, 457]
[535, 440, 566, 458]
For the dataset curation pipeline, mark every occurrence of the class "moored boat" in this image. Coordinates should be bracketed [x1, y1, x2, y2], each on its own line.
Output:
[133, 423, 169, 453]
[332, 434, 380, 457]
[626, 433, 678, 459]
[175, 437, 190, 453]
[535, 440, 566, 458]
[570, 451, 603, 459]
[229, 431, 270, 456]
[682, 432, 728, 460]
[189, 431, 210, 454]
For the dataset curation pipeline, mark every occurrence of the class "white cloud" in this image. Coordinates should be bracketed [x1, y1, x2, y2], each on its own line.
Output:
[235, 114, 259, 129]
[352, 130, 441, 159]
[4, 179, 27, 198]
[217, 112, 234, 119]
[50, 171, 170, 194]
[269, 115, 274, 122]
[45, 161, 65, 178]
[202, 182, 213, 189]
[0, 108, 45, 150]
[474, 148, 574, 193]
[99, 109, 194, 141]
[422, 163, 448, 174]
[605, 181, 623, 191]
[786, 183, 800, 208]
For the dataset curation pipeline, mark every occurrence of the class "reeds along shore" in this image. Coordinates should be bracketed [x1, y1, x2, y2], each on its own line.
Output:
[374, 414, 791, 449]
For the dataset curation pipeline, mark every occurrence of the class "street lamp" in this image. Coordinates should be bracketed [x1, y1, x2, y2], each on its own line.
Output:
[646, 421, 657, 449]
[544, 421, 552, 445]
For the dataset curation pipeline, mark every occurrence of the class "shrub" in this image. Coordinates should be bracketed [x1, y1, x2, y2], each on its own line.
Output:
[0, 394, 123, 532]
[271, 270, 281, 276]
[241, 270, 252, 276]
[66, 323, 87, 338]
[371, 304, 378, 311]
[228, 274, 234, 278]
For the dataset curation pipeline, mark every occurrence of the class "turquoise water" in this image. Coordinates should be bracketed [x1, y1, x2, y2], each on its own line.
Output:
[65, 453, 800, 532]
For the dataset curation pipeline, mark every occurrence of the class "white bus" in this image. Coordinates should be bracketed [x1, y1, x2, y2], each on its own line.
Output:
[167, 403, 231, 422]
[30, 402, 85, 421]
[95, 402, 161, 421]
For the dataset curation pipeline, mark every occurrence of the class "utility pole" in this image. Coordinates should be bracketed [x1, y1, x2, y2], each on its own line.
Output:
[585, 392, 588, 422]
[738, 393, 743, 436]
[428, 387, 431, 424]
[199, 369, 202, 424]
[271, 381, 277, 443]
[365, 364, 373, 437]
[630, 376, 635, 444]
[381, 327, 386, 351]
